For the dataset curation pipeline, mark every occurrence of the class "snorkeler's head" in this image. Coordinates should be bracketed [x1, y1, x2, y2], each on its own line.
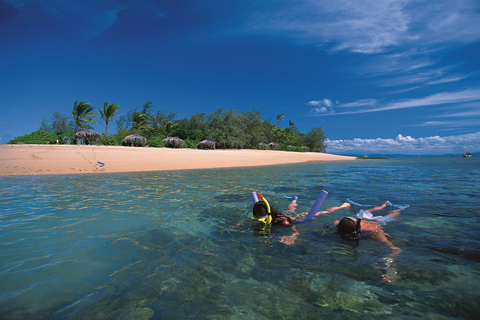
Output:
[253, 201, 269, 219]
[337, 217, 360, 236]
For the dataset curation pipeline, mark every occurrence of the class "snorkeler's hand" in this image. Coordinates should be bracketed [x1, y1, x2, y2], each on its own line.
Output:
[390, 246, 401, 256]
[280, 234, 298, 245]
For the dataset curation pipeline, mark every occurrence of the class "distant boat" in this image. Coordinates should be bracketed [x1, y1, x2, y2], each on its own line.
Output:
[462, 152, 474, 157]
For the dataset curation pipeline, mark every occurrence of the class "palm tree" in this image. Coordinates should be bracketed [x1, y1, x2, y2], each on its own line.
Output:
[276, 114, 285, 127]
[131, 112, 151, 131]
[72, 101, 98, 133]
[98, 102, 121, 134]
[142, 100, 153, 115]
[272, 126, 284, 143]
[163, 121, 177, 138]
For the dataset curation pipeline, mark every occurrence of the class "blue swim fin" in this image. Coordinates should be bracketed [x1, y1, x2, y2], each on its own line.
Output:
[385, 200, 409, 209]
[346, 199, 372, 207]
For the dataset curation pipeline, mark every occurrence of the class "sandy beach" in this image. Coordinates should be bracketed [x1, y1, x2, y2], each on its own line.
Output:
[0, 144, 355, 176]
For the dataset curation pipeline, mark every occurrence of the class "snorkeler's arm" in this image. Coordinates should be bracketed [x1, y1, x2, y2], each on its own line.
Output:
[231, 219, 251, 230]
[386, 208, 404, 219]
[280, 225, 299, 245]
[372, 230, 401, 257]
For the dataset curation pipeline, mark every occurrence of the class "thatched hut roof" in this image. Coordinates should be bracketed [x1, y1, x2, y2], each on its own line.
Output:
[287, 145, 296, 150]
[197, 140, 216, 149]
[123, 134, 147, 145]
[258, 142, 269, 149]
[268, 142, 280, 149]
[163, 137, 185, 148]
[300, 146, 310, 151]
[76, 129, 102, 139]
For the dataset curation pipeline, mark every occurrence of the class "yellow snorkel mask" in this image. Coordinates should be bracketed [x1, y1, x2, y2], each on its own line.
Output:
[251, 192, 272, 224]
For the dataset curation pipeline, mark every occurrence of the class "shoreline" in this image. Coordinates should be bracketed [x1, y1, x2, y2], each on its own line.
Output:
[0, 144, 356, 176]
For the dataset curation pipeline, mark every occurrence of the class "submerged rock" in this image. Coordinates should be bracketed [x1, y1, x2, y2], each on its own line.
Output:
[310, 275, 393, 316]
[117, 307, 154, 320]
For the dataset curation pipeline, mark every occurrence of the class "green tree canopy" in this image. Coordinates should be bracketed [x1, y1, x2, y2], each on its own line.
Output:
[151, 109, 177, 133]
[40, 112, 75, 134]
[163, 121, 177, 138]
[8, 130, 58, 144]
[39, 117, 51, 133]
[131, 112, 151, 131]
[28, 103, 329, 151]
[142, 100, 153, 115]
[72, 101, 98, 133]
[306, 127, 328, 152]
[98, 102, 121, 134]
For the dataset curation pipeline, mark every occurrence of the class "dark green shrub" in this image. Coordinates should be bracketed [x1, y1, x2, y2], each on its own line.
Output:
[8, 130, 58, 144]
[182, 139, 199, 149]
[98, 135, 120, 146]
[147, 136, 165, 148]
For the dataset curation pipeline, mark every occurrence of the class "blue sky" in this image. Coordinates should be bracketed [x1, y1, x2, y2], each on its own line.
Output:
[1, 0, 479, 155]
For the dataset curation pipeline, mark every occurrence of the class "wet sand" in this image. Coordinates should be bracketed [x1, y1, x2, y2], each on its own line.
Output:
[0, 144, 355, 176]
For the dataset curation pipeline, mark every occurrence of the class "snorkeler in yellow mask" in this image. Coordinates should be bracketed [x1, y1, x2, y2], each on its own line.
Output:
[250, 193, 299, 245]
[252, 193, 297, 226]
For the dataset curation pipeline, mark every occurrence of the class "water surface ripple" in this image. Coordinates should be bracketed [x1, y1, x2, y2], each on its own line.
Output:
[1, 157, 479, 319]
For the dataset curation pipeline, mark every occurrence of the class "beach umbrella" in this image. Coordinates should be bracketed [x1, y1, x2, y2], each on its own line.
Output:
[268, 142, 280, 150]
[123, 134, 147, 146]
[300, 146, 310, 151]
[196, 140, 216, 149]
[163, 137, 185, 148]
[287, 145, 296, 150]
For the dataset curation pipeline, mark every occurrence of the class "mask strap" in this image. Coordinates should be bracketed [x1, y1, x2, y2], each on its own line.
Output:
[356, 218, 362, 234]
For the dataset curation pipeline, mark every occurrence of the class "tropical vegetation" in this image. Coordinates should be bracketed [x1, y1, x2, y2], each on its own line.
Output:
[98, 102, 121, 134]
[72, 101, 98, 133]
[9, 100, 328, 152]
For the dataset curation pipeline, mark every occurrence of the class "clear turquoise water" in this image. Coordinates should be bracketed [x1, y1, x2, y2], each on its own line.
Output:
[1, 157, 479, 319]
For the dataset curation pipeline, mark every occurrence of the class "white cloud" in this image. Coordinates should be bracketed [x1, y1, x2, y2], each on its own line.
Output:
[420, 118, 480, 129]
[243, 0, 480, 54]
[308, 99, 336, 113]
[238, 0, 479, 91]
[310, 89, 480, 115]
[338, 99, 377, 109]
[428, 75, 468, 85]
[378, 65, 467, 87]
[376, 89, 480, 113]
[312, 107, 329, 114]
[327, 132, 480, 155]
[322, 99, 333, 107]
[434, 105, 480, 118]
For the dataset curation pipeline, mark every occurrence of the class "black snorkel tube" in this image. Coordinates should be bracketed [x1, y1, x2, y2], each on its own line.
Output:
[355, 217, 362, 236]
